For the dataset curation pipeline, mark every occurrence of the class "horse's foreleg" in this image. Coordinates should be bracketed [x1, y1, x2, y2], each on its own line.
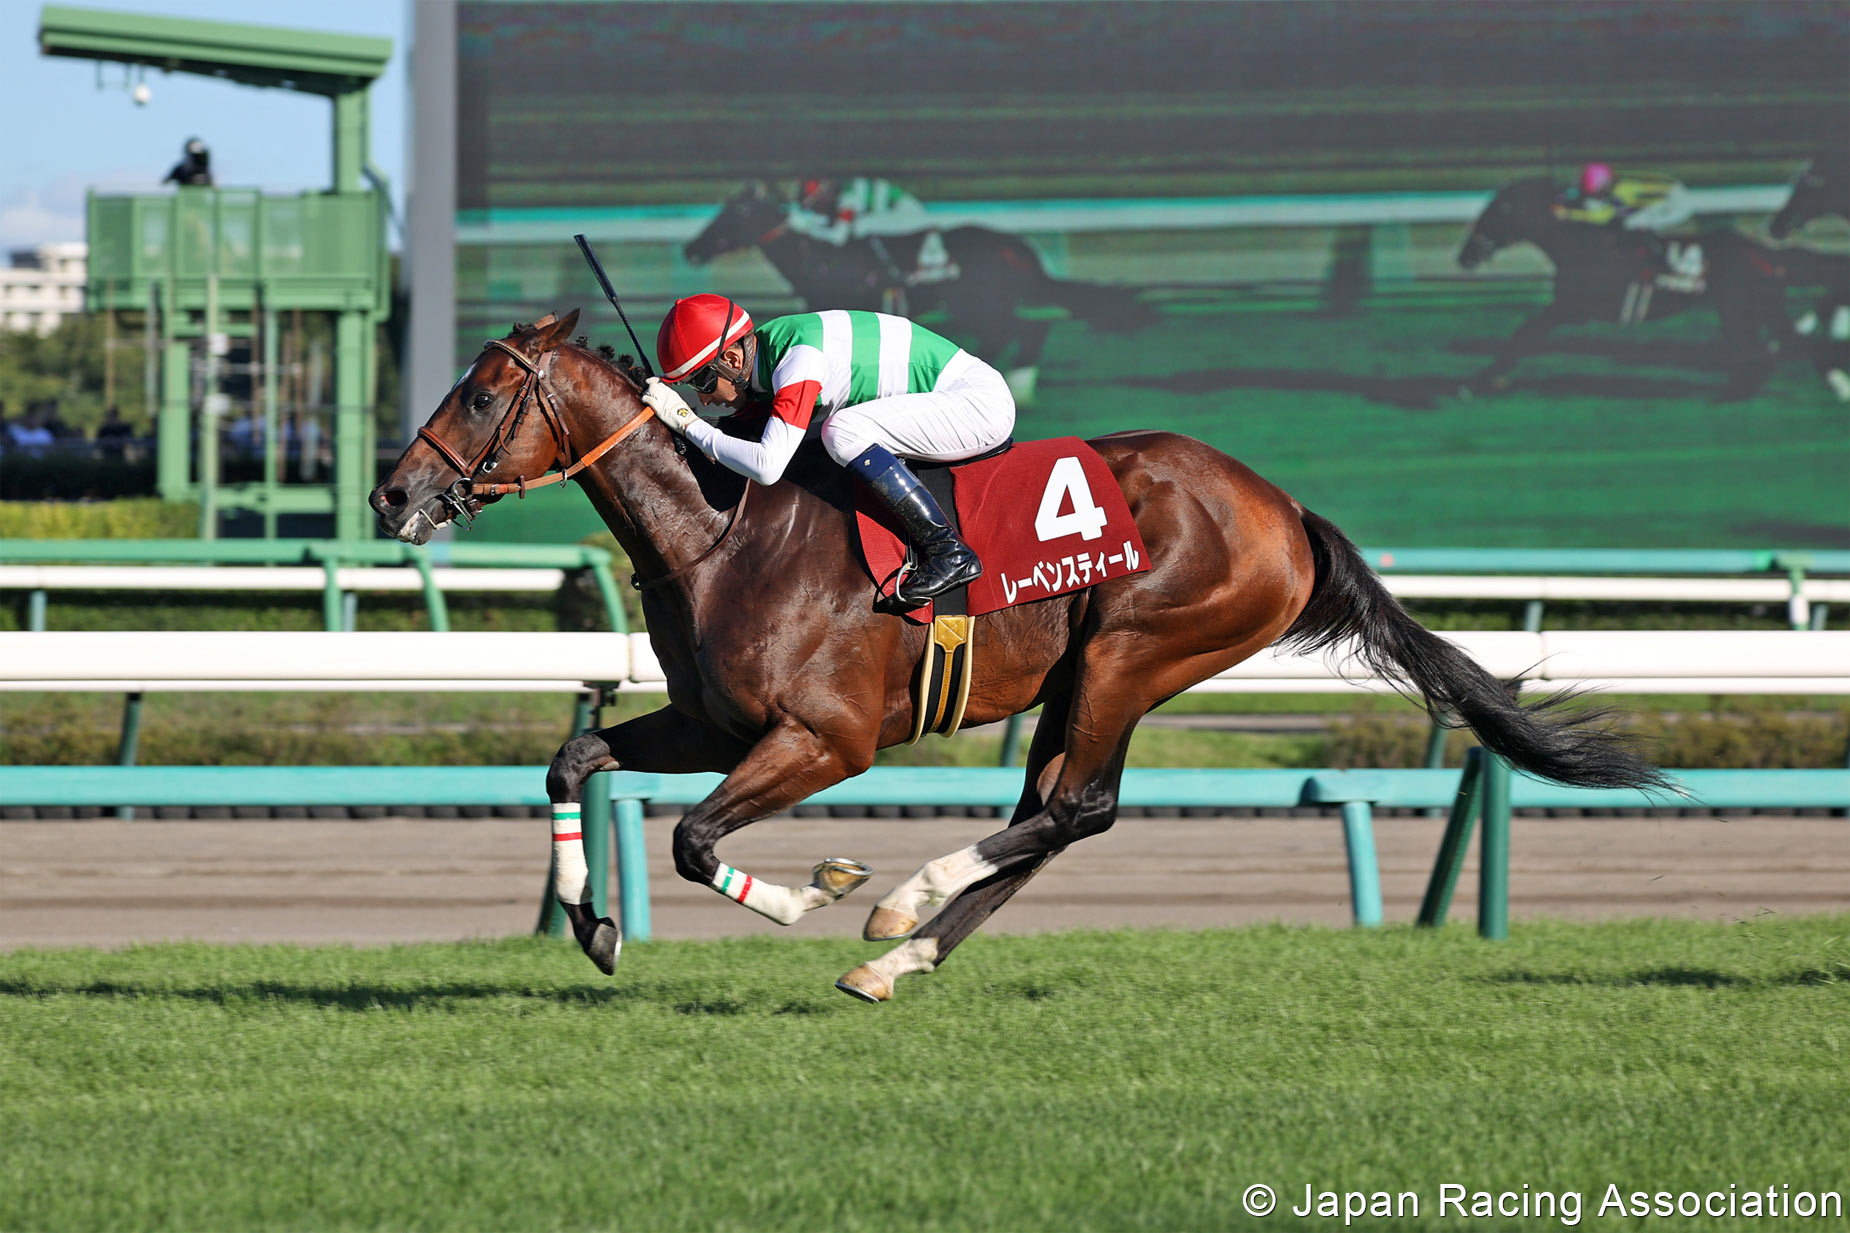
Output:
[545, 705, 750, 973]
[671, 722, 875, 926]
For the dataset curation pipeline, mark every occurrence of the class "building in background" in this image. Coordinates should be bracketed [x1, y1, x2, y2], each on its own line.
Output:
[1, 243, 86, 334]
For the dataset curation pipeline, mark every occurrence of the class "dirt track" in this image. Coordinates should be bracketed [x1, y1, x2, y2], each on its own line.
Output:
[2, 811, 1844, 951]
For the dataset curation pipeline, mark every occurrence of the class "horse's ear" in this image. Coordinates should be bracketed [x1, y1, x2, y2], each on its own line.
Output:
[529, 309, 580, 354]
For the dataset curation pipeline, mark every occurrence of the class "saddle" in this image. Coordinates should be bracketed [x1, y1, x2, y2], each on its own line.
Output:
[850, 437, 1153, 741]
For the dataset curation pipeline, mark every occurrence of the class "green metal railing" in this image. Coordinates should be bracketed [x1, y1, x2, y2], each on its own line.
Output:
[0, 539, 628, 634]
[3, 763, 1842, 948]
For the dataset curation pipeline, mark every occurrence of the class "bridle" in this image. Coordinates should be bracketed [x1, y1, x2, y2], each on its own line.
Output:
[414, 336, 749, 588]
[416, 338, 655, 524]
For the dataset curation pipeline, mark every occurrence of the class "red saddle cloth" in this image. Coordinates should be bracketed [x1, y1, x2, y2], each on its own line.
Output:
[853, 436, 1151, 622]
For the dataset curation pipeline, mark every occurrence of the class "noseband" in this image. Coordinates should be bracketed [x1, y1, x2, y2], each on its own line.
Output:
[416, 339, 655, 523]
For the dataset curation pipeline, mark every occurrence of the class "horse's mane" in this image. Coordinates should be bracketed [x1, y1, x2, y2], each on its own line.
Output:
[503, 319, 650, 393]
[588, 342, 651, 390]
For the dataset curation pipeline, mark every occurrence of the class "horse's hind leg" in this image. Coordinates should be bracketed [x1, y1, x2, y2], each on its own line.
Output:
[836, 695, 1071, 1002]
[544, 705, 751, 973]
[843, 659, 1155, 1000]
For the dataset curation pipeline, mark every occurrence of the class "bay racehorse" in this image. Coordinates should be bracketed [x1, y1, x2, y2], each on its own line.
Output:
[683, 182, 1150, 400]
[371, 310, 1665, 1002]
[1457, 176, 1848, 398]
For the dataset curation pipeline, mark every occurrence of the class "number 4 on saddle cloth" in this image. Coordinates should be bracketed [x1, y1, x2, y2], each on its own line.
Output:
[852, 437, 1152, 742]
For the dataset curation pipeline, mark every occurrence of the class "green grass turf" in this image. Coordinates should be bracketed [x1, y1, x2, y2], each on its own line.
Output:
[4, 918, 1847, 1231]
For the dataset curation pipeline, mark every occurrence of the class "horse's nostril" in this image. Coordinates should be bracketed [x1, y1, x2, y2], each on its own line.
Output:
[372, 488, 409, 513]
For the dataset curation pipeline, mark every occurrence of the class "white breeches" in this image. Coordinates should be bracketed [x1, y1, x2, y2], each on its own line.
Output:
[819, 352, 1016, 466]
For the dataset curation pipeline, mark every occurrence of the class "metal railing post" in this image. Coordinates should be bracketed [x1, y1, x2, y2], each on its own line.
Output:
[320, 559, 343, 631]
[1418, 747, 1483, 927]
[1339, 801, 1383, 927]
[1421, 714, 1449, 816]
[411, 553, 450, 632]
[614, 795, 651, 942]
[582, 773, 612, 920]
[115, 691, 144, 821]
[586, 556, 628, 633]
[1478, 752, 1511, 940]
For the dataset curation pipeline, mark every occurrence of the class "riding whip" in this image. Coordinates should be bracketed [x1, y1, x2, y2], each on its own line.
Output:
[573, 233, 655, 378]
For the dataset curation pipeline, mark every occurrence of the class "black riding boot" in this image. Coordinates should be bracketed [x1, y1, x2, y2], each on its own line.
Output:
[852, 445, 982, 604]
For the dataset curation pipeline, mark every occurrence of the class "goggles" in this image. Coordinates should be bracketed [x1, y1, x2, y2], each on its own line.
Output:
[686, 300, 745, 397]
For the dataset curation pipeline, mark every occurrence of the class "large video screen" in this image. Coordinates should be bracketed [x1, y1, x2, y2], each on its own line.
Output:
[455, 0, 1850, 548]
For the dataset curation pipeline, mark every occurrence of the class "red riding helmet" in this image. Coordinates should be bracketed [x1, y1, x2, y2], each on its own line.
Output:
[656, 294, 754, 384]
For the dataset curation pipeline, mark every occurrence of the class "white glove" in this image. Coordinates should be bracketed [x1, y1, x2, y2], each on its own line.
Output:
[642, 377, 700, 436]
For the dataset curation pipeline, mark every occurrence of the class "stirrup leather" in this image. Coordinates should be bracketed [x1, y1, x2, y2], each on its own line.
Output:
[909, 616, 975, 744]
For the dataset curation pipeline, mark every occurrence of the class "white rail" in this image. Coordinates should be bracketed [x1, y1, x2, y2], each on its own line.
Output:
[8, 567, 1839, 626]
[3, 631, 1844, 696]
[0, 565, 566, 594]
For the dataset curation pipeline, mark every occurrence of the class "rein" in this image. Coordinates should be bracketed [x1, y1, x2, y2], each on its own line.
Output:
[421, 336, 748, 588]
[631, 482, 748, 592]
[417, 339, 654, 512]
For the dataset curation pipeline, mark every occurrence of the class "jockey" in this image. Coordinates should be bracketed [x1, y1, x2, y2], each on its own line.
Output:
[1555, 162, 1694, 231]
[787, 176, 955, 292]
[641, 295, 1014, 605]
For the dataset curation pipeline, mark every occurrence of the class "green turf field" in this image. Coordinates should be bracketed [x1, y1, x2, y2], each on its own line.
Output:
[5, 918, 1846, 1231]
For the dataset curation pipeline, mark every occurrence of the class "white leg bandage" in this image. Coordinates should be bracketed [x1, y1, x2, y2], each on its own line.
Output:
[712, 862, 833, 926]
[868, 937, 941, 984]
[551, 804, 591, 905]
[875, 844, 999, 917]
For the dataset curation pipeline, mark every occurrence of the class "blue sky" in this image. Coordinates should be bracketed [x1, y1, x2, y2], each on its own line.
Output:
[1, 0, 409, 253]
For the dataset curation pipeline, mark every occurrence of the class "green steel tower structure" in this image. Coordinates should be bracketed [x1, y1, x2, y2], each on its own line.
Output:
[38, 5, 392, 540]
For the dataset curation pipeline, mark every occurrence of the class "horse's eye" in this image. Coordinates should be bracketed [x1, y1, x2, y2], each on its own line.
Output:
[470, 392, 494, 411]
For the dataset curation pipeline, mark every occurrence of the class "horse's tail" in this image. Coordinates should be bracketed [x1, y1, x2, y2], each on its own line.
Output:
[1279, 509, 1669, 792]
[1036, 276, 1157, 332]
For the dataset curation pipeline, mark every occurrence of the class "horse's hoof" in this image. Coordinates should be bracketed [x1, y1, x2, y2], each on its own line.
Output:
[586, 920, 623, 974]
[863, 906, 918, 941]
[812, 857, 873, 899]
[562, 902, 621, 974]
[835, 963, 892, 1003]
[569, 914, 622, 975]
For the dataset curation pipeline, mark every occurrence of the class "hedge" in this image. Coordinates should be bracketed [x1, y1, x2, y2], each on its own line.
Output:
[0, 498, 196, 539]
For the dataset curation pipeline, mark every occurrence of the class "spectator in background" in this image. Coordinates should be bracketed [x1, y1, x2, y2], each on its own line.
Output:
[95, 405, 135, 458]
[164, 137, 214, 187]
[1555, 162, 1694, 231]
[39, 399, 77, 441]
[6, 404, 55, 454]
